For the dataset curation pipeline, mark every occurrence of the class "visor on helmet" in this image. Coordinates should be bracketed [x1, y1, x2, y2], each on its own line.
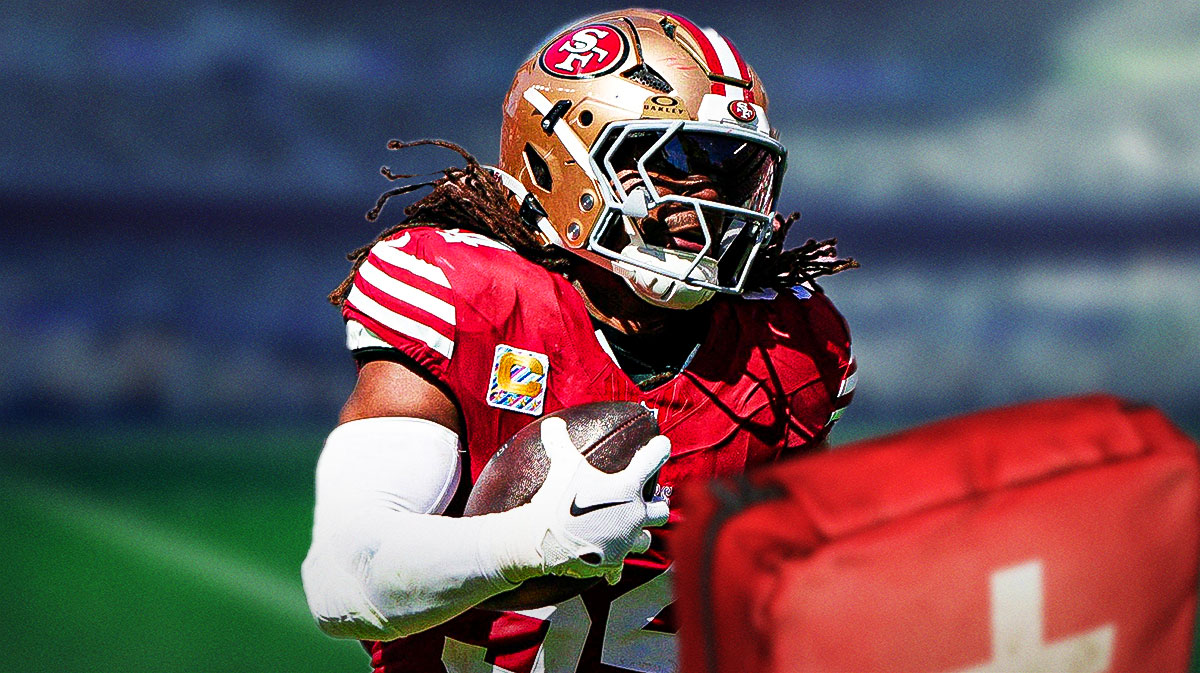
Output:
[604, 128, 782, 214]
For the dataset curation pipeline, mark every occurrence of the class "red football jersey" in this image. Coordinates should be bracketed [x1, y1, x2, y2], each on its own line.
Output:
[340, 226, 854, 673]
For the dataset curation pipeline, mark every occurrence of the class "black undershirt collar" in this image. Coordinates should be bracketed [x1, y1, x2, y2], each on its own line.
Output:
[592, 313, 710, 390]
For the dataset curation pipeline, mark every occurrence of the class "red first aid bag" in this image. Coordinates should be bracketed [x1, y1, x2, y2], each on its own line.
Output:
[673, 395, 1199, 673]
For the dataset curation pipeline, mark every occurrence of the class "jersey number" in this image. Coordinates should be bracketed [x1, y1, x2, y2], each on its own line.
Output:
[441, 566, 675, 673]
[600, 566, 676, 671]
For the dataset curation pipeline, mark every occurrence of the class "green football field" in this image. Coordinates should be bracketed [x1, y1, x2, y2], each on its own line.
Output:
[2, 422, 1197, 672]
[0, 428, 365, 672]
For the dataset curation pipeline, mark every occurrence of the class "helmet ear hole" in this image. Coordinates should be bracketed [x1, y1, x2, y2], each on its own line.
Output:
[578, 110, 594, 127]
[523, 143, 553, 191]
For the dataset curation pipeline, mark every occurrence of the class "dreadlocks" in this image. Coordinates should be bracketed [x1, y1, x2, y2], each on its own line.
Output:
[329, 141, 856, 307]
[744, 212, 860, 293]
[328, 140, 571, 307]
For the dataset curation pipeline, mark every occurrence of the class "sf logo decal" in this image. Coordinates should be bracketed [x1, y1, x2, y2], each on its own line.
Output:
[540, 23, 629, 79]
[727, 99, 757, 123]
[555, 28, 609, 72]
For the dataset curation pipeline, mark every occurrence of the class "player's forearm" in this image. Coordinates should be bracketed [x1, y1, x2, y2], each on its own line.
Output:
[300, 417, 544, 641]
[302, 507, 541, 641]
[300, 415, 670, 641]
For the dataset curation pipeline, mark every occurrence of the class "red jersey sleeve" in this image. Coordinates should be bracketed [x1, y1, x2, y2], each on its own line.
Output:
[770, 287, 855, 449]
[803, 288, 855, 425]
[809, 289, 855, 428]
[341, 229, 458, 382]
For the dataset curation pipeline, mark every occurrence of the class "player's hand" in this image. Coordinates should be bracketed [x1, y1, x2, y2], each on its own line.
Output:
[522, 417, 670, 584]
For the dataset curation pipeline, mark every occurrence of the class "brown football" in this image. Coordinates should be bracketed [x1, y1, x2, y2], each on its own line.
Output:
[464, 401, 661, 611]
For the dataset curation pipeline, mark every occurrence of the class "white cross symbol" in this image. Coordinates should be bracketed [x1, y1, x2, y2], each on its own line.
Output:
[945, 561, 1115, 673]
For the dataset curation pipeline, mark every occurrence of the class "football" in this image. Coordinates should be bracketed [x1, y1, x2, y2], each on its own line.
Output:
[465, 401, 661, 610]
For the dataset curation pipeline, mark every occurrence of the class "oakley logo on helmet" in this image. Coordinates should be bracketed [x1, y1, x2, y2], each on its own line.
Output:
[727, 99, 757, 123]
[642, 95, 690, 119]
[539, 23, 628, 79]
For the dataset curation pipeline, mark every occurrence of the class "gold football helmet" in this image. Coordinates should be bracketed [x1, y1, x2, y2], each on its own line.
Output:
[495, 9, 787, 310]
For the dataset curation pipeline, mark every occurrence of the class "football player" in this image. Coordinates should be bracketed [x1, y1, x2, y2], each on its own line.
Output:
[302, 9, 857, 672]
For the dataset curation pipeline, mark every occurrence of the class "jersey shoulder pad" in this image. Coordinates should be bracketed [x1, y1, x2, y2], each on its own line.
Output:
[751, 286, 851, 355]
[341, 228, 465, 374]
[341, 227, 555, 376]
[763, 287, 856, 424]
[797, 289, 855, 423]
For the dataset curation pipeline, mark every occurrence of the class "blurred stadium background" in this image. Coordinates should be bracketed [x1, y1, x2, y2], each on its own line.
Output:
[2, 0, 1197, 670]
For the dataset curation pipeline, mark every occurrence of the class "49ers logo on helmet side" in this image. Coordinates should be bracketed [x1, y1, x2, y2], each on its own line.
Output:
[539, 23, 628, 79]
[727, 99, 757, 122]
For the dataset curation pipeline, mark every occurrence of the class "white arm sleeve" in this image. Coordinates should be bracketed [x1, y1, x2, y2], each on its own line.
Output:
[300, 417, 541, 641]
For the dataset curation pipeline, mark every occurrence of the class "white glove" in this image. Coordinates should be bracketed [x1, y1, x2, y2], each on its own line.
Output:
[512, 417, 671, 586]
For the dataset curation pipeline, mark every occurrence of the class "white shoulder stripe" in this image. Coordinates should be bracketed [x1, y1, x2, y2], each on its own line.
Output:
[838, 354, 858, 397]
[838, 369, 858, 397]
[358, 259, 456, 325]
[347, 286, 454, 359]
[345, 320, 392, 351]
[371, 241, 451, 288]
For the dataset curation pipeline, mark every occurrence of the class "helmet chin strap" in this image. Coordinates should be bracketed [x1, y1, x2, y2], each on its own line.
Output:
[612, 243, 717, 311]
[615, 263, 717, 311]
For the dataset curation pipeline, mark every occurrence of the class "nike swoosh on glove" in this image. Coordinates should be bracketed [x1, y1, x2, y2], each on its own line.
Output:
[509, 417, 671, 586]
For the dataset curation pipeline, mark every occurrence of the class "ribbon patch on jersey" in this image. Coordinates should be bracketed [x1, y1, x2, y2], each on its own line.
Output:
[486, 344, 550, 416]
